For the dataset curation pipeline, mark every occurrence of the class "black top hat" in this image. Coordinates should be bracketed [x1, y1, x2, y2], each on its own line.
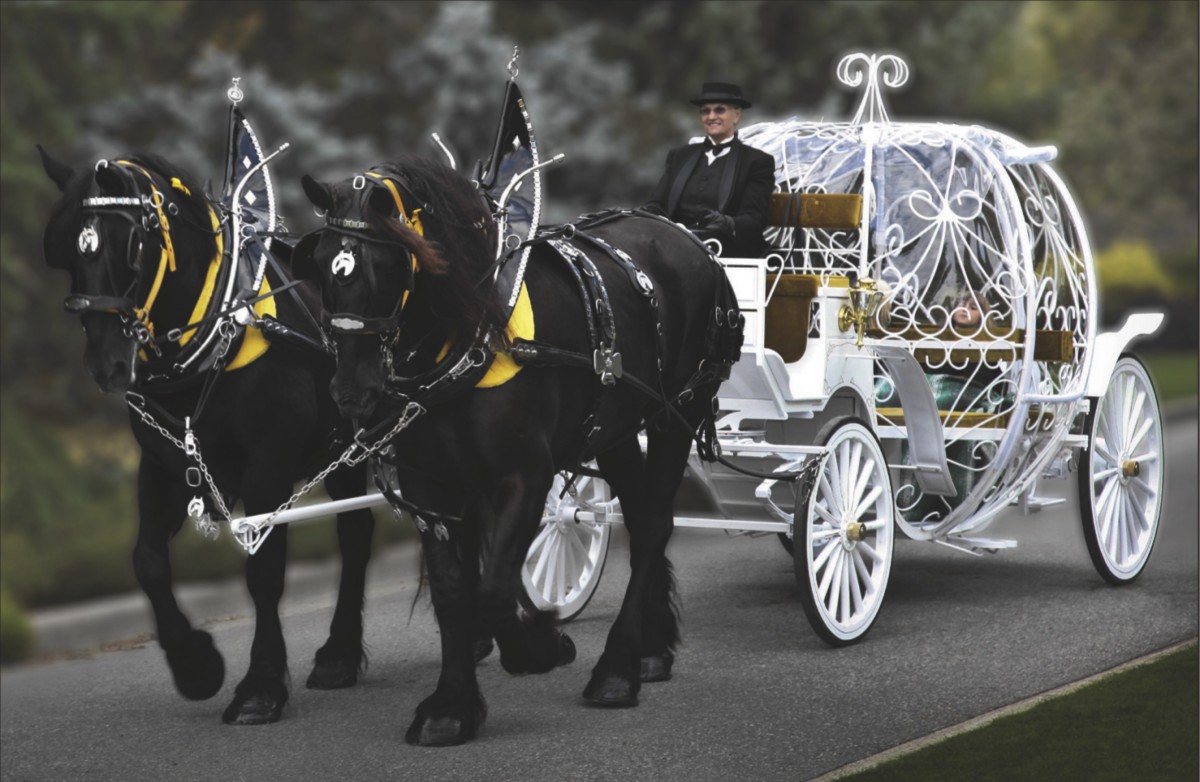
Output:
[690, 82, 751, 108]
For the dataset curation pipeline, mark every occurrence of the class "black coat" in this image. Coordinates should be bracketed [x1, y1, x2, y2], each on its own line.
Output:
[645, 136, 775, 257]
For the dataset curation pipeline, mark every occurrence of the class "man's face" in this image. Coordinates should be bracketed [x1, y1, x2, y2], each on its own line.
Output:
[699, 103, 740, 143]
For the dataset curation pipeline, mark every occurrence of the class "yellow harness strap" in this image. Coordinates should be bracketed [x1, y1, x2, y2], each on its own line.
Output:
[433, 282, 534, 388]
[115, 161, 177, 336]
[365, 172, 425, 244]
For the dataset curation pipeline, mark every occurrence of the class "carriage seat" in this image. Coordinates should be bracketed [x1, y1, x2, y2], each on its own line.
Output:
[760, 192, 862, 362]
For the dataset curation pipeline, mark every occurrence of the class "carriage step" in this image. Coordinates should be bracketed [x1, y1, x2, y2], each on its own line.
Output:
[934, 536, 1019, 555]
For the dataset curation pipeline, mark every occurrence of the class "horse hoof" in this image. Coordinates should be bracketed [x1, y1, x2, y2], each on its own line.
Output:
[166, 630, 225, 701]
[404, 715, 476, 747]
[557, 633, 577, 667]
[222, 693, 283, 725]
[306, 658, 358, 690]
[640, 652, 674, 682]
[474, 636, 495, 664]
[582, 671, 639, 708]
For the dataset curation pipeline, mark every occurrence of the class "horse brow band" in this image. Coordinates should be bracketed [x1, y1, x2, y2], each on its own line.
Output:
[326, 216, 371, 230]
[82, 196, 142, 207]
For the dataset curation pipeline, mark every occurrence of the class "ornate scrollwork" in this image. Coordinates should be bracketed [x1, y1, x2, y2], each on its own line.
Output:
[838, 53, 909, 125]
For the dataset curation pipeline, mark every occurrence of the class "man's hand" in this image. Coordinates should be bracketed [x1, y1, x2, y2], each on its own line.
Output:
[699, 210, 735, 235]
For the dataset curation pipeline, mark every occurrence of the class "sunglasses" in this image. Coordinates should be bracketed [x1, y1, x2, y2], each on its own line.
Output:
[699, 105, 729, 116]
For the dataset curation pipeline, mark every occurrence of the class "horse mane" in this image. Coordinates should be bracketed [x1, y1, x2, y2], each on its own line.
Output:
[364, 155, 506, 345]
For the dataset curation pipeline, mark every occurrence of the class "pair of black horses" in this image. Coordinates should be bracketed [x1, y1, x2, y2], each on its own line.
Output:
[39, 143, 737, 745]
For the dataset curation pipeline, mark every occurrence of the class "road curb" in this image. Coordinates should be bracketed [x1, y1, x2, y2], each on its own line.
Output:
[807, 637, 1200, 782]
[21, 541, 421, 660]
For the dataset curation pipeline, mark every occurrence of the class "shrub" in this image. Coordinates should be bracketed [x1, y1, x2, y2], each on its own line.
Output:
[0, 583, 35, 663]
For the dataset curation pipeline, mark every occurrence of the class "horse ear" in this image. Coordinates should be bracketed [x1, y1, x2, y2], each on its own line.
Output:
[38, 145, 75, 192]
[301, 174, 335, 213]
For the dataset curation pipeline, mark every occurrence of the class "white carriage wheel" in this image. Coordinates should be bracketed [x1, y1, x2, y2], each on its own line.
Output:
[521, 471, 613, 621]
[795, 418, 895, 646]
[1078, 355, 1164, 584]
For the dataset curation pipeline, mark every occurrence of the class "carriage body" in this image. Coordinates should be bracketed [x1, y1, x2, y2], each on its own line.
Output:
[712, 117, 1102, 548]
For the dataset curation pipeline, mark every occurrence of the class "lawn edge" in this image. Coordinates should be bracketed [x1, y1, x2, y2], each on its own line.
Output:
[809, 637, 1200, 782]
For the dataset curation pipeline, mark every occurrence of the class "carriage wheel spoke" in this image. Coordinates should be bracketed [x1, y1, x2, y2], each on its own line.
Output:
[846, 442, 863, 507]
[812, 538, 838, 575]
[541, 533, 562, 600]
[839, 557, 852, 624]
[1113, 489, 1130, 558]
[566, 525, 590, 572]
[555, 534, 568, 605]
[825, 458, 844, 517]
[852, 548, 872, 586]
[818, 546, 841, 604]
[562, 529, 580, 591]
[529, 528, 555, 588]
[1128, 475, 1158, 500]
[814, 500, 839, 527]
[1122, 386, 1145, 448]
[857, 540, 882, 565]
[848, 553, 865, 614]
[849, 456, 873, 511]
[1102, 485, 1121, 554]
[1099, 409, 1120, 456]
[851, 485, 884, 522]
[1123, 487, 1149, 536]
[811, 524, 841, 541]
[1093, 436, 1117, 466]
[1127, 414, 1154, 456]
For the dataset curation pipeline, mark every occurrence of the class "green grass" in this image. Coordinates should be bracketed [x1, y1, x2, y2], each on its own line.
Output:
[836, 643, 1200, 782]
[1143, 350, 1199, 402]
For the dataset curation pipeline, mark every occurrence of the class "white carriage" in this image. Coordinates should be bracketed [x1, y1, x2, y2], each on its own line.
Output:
[521, 53, 1166, 644]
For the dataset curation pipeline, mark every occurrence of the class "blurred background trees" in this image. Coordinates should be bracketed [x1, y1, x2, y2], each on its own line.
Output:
[1, 1, 1195, 626]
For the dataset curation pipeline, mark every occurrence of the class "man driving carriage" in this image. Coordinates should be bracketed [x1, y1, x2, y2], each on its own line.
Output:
[643, 82, 775, 257]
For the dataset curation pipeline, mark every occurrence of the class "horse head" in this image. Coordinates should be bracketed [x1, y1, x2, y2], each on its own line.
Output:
[296, 156, 497, 422]
[39, 147, 216, 392]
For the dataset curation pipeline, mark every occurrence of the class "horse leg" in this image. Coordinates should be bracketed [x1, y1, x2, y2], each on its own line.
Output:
[307, 462, 375, 689]
[404, 487, 486, 746]
[221, 478, 292, 725]
[456, 523, 495, 663]
[132, 458, 225, 701]
[476, 472, 575, 676]
[584, 427, 691, 706]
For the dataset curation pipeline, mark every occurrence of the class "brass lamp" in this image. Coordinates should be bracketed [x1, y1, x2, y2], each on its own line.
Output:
[838, 275, 884, 349]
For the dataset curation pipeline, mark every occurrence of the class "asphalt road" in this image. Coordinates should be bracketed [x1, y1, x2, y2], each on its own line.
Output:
[2, 415, 1196, 782]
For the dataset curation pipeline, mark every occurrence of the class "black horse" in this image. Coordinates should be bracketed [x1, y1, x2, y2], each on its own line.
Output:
[39, 148, 376, 725]
[296, 154, 740, 745]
